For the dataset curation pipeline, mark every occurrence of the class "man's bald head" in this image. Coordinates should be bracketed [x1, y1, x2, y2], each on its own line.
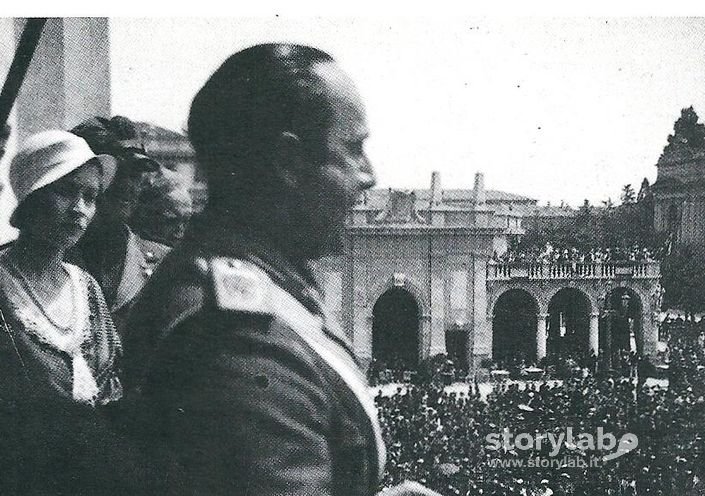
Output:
[188, 44, 338, 209]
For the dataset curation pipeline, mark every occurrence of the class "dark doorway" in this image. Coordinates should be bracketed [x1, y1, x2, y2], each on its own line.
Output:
[492, 289, 538, 366]
[600, 288, 642, 367]
[547, 288, 591, 362]
[372, 288, 420, 370]
[445, 324, 468, 369]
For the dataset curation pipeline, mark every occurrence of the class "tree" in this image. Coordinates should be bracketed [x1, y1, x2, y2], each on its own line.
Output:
[519, 187, 656, 256]
[658, 106, 705, 167]
[661, 244, 705, 316]
[621, 184, 636, 205]
[670, 106, 705, 149]
[571, 199, 603, 250]
[637, 178, 651, 203]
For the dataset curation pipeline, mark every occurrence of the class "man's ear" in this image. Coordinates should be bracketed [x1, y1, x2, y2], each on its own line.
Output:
[273, 131, 305, 189]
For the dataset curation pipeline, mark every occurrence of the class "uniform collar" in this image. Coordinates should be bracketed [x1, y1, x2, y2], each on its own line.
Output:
[186, 218, 321, 310]
[186, 218, 356, 356]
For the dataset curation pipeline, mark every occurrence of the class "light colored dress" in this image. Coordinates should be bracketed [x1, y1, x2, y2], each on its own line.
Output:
[0, 258, 122, 406]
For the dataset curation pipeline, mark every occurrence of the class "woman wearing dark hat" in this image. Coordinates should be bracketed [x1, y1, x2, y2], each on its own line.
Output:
[0, 130, 122, 494]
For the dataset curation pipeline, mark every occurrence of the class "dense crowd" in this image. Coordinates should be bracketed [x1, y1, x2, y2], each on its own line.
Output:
[369, 347, 639, 386]
[493, 243, 657, 265]
[5, 38, 703, 496]
[0, 101, 697, 496]
[368, 354, 464, 386]
[491, 348, 602, 380]
[376, 320, 705, 495]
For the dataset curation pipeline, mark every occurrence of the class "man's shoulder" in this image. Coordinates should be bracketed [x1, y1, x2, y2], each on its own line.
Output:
[129, 248, 312, 338]
[124, 249, 325, 391]
[209, 257, 283, 316]
[132, 233, 171, 263]
[127, 247, 210, 328]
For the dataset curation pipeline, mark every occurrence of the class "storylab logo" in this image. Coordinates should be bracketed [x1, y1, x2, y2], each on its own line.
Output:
[486, 427, 638, 463]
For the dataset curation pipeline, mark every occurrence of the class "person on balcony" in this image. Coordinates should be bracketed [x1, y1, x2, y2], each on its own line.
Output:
[0, 130, 123, 493]
[69, 116, 171, 336]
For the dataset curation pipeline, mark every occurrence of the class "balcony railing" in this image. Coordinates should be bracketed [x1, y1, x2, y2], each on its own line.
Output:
[487, 261, 660, 281]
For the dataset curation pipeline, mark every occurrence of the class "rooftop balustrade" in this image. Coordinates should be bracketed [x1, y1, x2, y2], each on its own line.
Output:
[487, 261, 660, 281]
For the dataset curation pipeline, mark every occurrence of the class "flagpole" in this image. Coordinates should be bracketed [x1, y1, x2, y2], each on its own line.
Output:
[0, 18, 48, 128]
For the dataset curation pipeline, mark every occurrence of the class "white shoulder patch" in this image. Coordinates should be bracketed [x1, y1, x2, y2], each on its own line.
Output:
[210, 257, 271, 315]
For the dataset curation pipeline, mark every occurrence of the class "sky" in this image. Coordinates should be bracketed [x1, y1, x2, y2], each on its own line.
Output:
[110, 17, 705, 207]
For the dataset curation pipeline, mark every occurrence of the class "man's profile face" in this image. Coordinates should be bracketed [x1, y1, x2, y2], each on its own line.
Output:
[302, 62, 376, 255]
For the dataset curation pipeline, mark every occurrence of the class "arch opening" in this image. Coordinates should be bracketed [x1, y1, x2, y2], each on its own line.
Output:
[372, 287, 420, 370]
[600, 287, 643, 368]
[445, 323, 468, 369]
[547, 288, 591, 363]
[492, 289, 538, 366]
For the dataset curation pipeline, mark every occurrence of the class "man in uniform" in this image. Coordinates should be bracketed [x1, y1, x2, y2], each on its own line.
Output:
[120, 44, 441, 496]
[69, 116, 171, 334]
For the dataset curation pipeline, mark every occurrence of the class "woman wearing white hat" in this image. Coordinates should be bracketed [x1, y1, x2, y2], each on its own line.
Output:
[0, 130, 125, 493]
[0, 129, 122, 407]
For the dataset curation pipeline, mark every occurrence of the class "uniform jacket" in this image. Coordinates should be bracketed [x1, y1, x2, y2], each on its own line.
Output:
[110, 229, 170, 330]
[119, 228, 386, 496]
[72, 224, 170, 335]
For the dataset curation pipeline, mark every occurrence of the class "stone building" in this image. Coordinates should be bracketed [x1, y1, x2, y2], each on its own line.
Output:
[522, 204, 578, 232]
[134, 122, 207, 213]
[316, 172, 662, 372]
[0, 20, 662, 371]
[652, 107, 705, 245]
[315, 172, 525, 370]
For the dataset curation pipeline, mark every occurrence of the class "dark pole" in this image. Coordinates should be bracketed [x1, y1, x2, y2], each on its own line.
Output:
[0, 18, 48, 128]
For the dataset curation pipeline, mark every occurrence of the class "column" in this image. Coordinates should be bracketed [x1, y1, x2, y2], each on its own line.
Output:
[352, 244, 370, 364]
[589, 312, 600, 356]
[470, 255, 490, 367]
[428, 272, 446, 358]
[14, 18, 111, 139]
[322, 270, 343, 324]
[536, 313, 548, 361]
[641, 313, 659, 359]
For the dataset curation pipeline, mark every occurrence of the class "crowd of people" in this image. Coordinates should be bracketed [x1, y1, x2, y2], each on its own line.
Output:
[1, 116, 695, 495]
[490, 349, 600, 380]
[493, 243, 657, 265]
[0, 39, 702, 496]
[369, 346, 640, 386]
[375, 319, 705, 495]
[0, 43, 451, 496]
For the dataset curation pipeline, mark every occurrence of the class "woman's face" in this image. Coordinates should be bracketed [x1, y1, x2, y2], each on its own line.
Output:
[23, 161, 102, 250]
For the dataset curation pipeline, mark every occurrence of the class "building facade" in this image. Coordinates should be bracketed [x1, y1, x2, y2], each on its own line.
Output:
[317, 172, 662, 372]
[0, 20, 663, 371]
[652, 107, 705, 245]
